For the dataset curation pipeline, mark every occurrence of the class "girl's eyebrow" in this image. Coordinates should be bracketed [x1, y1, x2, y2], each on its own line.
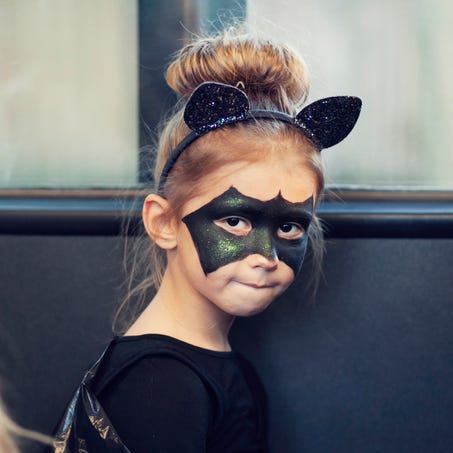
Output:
[200, 186, 313, 220]
[214, 186, 314, 206]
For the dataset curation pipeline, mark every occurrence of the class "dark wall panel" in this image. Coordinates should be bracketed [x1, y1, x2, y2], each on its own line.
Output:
[0, 235, 123, 450]
[232, 239, 453, 453]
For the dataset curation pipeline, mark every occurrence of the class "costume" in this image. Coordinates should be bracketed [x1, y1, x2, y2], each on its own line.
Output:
[52, 334, 267, 452]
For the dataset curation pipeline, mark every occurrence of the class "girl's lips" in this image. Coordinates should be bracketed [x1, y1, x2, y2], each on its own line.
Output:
[237, 281, 275, 289]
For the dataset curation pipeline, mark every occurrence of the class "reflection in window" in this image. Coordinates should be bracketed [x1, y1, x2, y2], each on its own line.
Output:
[1, 1, 452, 189]
[249, 0, 453, 188]
[0, 1, 138, 188]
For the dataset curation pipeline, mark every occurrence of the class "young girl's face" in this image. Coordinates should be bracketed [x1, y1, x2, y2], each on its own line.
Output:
[168, 134, 319, 318]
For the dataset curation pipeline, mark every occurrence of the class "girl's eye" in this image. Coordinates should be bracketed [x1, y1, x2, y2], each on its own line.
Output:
[278, 222, 305, 240]
[226, 217, 241, 227]
[214, 216, 251, 236]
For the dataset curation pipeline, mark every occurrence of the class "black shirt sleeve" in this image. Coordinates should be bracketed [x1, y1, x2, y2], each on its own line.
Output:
[98, 356, 214, 453]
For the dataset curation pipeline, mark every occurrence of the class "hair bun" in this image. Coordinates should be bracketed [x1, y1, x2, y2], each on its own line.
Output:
[165, 29, 309, 112]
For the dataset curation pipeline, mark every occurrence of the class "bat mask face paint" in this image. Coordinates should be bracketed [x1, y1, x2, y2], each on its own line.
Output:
[182, 187, 313, 276]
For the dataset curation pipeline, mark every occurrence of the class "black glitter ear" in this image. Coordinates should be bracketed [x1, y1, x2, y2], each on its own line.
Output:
[295, 96, 362, 149]
[183, 82, 250, 135]
[158, 85, 362, 194]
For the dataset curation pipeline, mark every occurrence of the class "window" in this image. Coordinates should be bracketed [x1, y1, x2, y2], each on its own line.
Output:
[249, 0, 453, 188]
[0, 1, 138, 188]
[1, 1, 452, 189]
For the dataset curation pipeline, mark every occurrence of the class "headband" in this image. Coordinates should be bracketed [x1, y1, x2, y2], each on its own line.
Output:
[158, 82, 362, 193]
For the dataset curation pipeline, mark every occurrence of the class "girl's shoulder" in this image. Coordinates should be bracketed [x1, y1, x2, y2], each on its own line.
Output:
[93, 333, 236, 398]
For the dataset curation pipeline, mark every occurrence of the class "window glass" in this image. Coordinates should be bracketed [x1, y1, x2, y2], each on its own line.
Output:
[2, 1, 452, 190]
[0, 1, 138, 188]
[248, 0, 453, 188]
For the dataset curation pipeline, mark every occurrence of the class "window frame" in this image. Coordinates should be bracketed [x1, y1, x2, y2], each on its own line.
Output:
[1, 188, 452, 238]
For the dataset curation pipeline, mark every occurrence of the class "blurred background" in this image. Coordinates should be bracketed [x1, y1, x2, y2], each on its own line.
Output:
[1, 4, 453, 452]
[1, 0, 452, 189]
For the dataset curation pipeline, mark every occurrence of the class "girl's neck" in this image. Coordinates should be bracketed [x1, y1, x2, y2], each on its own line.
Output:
[125, 271, 234, 352]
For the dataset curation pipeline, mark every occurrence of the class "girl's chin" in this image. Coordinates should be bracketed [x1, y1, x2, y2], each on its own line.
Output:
[218, 296, 277, 318]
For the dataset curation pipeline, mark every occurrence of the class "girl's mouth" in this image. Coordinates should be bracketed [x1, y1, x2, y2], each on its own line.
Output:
[237, 281, 275, 289]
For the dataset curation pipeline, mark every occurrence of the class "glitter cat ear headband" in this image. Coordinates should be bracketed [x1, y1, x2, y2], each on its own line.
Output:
[158, 82, 362, 193]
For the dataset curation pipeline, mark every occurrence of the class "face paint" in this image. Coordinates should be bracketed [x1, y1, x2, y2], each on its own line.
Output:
[182, 187, 313, 276]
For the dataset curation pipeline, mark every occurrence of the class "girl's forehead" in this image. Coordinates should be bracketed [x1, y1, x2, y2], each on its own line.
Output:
[182, 158, 318, 216]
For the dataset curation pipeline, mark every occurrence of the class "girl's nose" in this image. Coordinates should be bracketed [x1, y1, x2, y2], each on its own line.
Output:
[247, 253, 279, 271]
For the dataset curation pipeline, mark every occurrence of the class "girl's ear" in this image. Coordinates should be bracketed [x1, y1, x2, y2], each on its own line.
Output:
[142, 194, 177, 250]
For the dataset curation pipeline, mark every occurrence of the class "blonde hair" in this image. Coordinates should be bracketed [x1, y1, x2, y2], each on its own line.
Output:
[114, 27, 325, 334]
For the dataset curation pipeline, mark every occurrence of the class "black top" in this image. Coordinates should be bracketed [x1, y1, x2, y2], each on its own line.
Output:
[94, 334, 268, 453]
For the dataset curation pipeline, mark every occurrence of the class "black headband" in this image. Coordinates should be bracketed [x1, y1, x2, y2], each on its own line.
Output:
[158, 82, 362, 193]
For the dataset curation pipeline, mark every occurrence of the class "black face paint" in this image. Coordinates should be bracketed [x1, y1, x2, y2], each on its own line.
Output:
[182, 187, 313, 276]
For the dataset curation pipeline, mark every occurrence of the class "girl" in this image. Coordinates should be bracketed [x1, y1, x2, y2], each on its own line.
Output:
[53, 28, 361, 452]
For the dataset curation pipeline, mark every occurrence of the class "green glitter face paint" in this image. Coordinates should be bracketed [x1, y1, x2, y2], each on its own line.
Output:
[182, 187, 313, 275]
